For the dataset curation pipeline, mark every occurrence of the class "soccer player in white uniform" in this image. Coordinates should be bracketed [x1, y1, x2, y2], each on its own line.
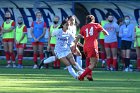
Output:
[39, 19, 84, 79]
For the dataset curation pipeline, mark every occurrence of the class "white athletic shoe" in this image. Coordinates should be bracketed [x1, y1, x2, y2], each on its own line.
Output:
[33, 64, 38, 69]
[124, 68, 129, 72]
[13, 64, 16, 68]
[6, 64, 11, 68]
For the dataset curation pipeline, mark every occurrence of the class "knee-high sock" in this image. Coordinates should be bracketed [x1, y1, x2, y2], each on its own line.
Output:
[137, 59, 140, 69]
[10, 52, 15, 62]
[5, 52, 10, 64]
[18, 55, 23, 65]
[79, 67, 92, 79]
[86, 57, 92, 76]
[101, 52, 106, 60]
[54, 60, 57, 67]
[44, 56, 56, 64]
[33, 53, 38, 64]
[106, 58, 111, 68]
[125, 58, 130, 68]
[67, 65, 78, 79]
[56, 59, 60, 67]
[113, 59, 117, 69]
[76, 56, 82, 68]
[40, 53, 44, 60]
[73, 62, 84, 71]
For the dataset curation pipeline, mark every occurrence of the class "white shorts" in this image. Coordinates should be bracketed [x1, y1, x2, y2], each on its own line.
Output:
[54, 50, 71, 59]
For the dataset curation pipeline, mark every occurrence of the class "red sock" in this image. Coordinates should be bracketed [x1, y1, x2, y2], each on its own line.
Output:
[122, 57, 125, 67]
[113, 59, 117, 69]
[101, 52, 106, 60]
[79, 67, 92, 80]
[110, 58, 113, 65]
[57, 60, 60, 67]
[33, 53, 38, 64]
[54, 60, 57, 67]
[40, 53, 44, 60]
[107, 58, 111, 68]
[86, 58, 92, 76]
[5, 52, 10, 63]
[10, 52, 15, 61]
[18, 55, 23, 65]
[137, 59, 140, 69]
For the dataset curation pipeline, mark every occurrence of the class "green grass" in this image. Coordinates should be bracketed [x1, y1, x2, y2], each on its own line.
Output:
[0, 68, 140, 93]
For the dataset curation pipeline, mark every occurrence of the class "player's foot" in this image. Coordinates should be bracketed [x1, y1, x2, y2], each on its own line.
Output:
[78, 75, 84, 81]
[86, 75, 93, 81]
[12, 63, 16, 68]
[33, 64, 38, 69]
[6, 64, 11, 68]
[124, 67, 129, 72]
[38, 59, 45, 69]
[17, 64, 23, 69]
[64, 67, 68, 70]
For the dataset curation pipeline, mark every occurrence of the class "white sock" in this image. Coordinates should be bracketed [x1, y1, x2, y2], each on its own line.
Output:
[67, 65, 78, 79]
[76, 56, 82, 68]
[74, 62, 84, 71]
[44, 56, 56, 64]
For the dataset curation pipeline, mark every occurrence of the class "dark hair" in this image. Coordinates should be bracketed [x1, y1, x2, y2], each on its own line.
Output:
[35, 11, 42, 16]
[86, 15, 95, 24]
[117, 18, 123, 25]
[59, 18, 68, 28]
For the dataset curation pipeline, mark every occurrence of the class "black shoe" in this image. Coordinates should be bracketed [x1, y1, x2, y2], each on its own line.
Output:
[87, 76, 93, 81]
[38, 59, 45, 69]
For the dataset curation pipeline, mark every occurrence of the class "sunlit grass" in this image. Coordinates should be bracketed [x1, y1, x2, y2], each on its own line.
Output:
[0, 68, 140, 93]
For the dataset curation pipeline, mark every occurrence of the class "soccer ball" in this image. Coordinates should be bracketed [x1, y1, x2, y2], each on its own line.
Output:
[77, 71, 84, 75]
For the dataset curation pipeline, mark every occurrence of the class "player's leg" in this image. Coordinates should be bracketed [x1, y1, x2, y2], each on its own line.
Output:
[136, 47, 140, 71]
[32, 42, 38, 69]
[111, 42, 118, 71]
[17, 45, 24, 68]
[38, 43, 44, 61]
[3, 40, 11, 67]
[8, 40, 16, 68]
[105, 43, 111, 70]
[59, 56, 78, 79]
[75, 47, 82, 68]
[67, 53, 84, 71]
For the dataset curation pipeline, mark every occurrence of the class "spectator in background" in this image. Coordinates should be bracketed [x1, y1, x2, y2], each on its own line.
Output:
[104, 14, 119, 71]
[134, 17, 140, 71]
[30, 11, 47, 69]
[1, 11, 16, 68]
[99, 14, 109, 67]
[47, 16, 60, 69]
[15, 17, 27, 69]
[117, 18, 124, 69]
[119, 15, 135, 72]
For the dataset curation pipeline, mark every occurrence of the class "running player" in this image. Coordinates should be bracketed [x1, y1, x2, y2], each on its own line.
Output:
[30, 11, 47, 69]
[119, 15, 135, 72]
[74, 15, 109, 81]
[104, 14, 119, 71]
[1, 11, 16, 68]
[134, 17, 140, 71]
[15, 17, 27, 68]
[47, 16, 60, 69]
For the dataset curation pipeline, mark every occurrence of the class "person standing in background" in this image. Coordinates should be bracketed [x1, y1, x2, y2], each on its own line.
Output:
[119, 15, 135, 72]
[47, 16, 60, 69]
[15, 17, 27, 69]
[1, 11, 16, 68]
[30, 11, 47, 69]
[134, 17, 140, 71]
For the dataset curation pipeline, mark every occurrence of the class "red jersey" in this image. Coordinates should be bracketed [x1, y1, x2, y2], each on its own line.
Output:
[80, 23, 103, 49]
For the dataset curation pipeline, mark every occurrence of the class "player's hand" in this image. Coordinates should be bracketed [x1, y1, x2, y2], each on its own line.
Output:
[77, 42, 83, 47]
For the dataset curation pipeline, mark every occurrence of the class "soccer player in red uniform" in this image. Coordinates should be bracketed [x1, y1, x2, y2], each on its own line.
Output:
[74, 15, 109, 81]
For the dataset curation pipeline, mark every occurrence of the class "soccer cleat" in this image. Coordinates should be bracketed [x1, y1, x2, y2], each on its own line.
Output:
[13, 63, 16, 68]
[124, 67, 129, 72]
[38, 59, 45, 69]
[6, 64, 11, 68]
[33, 64, 38, 69]
[78, 75, 84, 81]
[17, 64, 23, 69]
[86, 75, 93, 81]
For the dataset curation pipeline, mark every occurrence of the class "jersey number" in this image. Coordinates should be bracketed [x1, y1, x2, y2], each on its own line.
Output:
[85, 27, 94, 37]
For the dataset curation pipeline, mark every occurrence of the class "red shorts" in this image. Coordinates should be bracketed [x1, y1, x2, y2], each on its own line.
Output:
[83, 47, 99, 58]
[104, 42, 118, 48]
[99, 39, 104, 46]
[2, 38, 14, 42]
[50, 44, 55, 47]
[32, 42, 44, 46]
[16, 43, 26, 48]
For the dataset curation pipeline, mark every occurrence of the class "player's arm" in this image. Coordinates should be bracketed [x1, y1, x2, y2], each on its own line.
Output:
[19, 26, 27, 43]
[101, 29, 109, 36]
[74, 34, 83, 47]
[2, 22, 15, 33]
[37, 22, 47, 40]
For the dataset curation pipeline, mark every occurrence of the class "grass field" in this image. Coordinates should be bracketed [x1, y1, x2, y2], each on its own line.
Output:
[0, 67, 140, 93]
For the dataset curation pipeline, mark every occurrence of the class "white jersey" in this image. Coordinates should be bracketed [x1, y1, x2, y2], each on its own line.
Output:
[68, 25, 77, 37]
[52, 28, 75, 58]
